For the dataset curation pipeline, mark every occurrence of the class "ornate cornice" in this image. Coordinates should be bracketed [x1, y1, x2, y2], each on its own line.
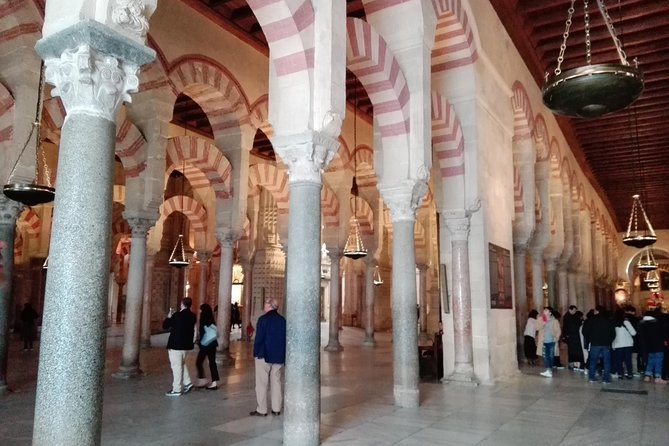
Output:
[44, 44, 139, 121]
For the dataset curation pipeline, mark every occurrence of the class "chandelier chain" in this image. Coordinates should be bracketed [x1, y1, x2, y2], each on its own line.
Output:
[597, 0, 629, 65]
[555, 0, 576, 75]
[584, 0, 591, 65]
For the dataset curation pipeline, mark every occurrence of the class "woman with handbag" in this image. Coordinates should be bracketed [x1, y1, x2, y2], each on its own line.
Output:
[196, 304, 220, 390]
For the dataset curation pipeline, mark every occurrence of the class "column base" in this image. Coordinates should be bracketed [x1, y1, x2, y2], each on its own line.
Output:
[324, 342, 343, 352]
[445, 370, 479, 386]
[112, 365, 143, 379]
[393, 385, 419, 408]
[362, 336, 376, 347]
[216, 351, 236, 367]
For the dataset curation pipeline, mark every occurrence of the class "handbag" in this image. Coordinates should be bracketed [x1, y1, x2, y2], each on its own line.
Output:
[200, 324, 218, 346]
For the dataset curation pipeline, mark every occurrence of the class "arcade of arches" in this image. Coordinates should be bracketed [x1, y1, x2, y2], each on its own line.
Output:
[0, 1, 667, 445]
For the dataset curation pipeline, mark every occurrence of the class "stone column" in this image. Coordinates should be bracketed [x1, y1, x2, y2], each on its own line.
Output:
[197, 251, 211, 311]
[546, 259, 558, 308]
[140, 253, 154, 348]
[324, 249, 343, 352]
[568, 270, 577, 308]
[384, 190, 420, 407]
[32, 22, 154, 445]
[513, 245, 528, 362]
[445, 214, 477, 384]
[114, 216, 154, 378]
[0, 196, 22, 396]
[557, 263, 568, 314]
[362, 258, 376, 347]
[417, 264, 428, 338]
[530, 249, 544, 311]
[216, 229, 238, 366]
[240, 258, 253, 341]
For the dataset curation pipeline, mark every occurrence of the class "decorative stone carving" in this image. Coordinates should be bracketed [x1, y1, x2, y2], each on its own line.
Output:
[125, 217, 154, 238]
[321, 110, 343, 140]
[445, 216, 470, 242]
[45, 44, 139, 121]
[273, 131, 340, 183]
[112, 1, 150, 38]
[216, 227, 241, 248]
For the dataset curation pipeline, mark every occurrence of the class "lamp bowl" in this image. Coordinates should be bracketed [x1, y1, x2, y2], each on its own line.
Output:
[3, 183, 55, 207]
[168, 259, 190, 268]
[622, 234, 657, 249]
[542, 64, 643, 118]
[343, 251, 367, 260]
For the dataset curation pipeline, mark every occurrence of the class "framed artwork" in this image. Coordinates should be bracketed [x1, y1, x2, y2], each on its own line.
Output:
[489, 243, 512, 309]
[440, 264, 450, 314]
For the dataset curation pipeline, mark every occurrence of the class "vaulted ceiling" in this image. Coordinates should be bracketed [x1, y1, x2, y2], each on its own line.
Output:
[176, 0, 669, 231]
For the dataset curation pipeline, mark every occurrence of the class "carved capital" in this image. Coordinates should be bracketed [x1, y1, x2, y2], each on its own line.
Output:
[0, 195, 23, 225]
[125, 217, 154, 238]
[45, 44, 139, 121]
[273, 131, 340, 183]
[216, 227, 241, 248]
[445, 216, 470, 241]
[111, 0, 156, 43]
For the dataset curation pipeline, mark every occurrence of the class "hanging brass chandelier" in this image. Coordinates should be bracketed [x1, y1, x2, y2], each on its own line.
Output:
[343, 93, 367, 260]
[168, 160, 189, 268]
[3, 61, 55, 206]
[542, 0, 643, 118]
[637, 248, 657, 272]
[373, 264, 383, 286]
[643, 269, 660, 285]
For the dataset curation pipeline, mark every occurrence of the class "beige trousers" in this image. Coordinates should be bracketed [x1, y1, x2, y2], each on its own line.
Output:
[168, 349, 192, 393]
[255, 358, 283, 414]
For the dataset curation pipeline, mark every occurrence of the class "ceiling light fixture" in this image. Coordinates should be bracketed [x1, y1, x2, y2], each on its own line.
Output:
[168, 158, 190, 268]
[343, 91, 367, 260]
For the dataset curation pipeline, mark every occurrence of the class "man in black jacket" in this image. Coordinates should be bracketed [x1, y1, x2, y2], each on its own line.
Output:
[163, 297, 197, 396]
[583, 305, 616, 384]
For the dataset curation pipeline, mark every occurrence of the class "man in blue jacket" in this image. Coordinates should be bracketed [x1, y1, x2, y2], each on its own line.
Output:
[249, 298, 286, 416]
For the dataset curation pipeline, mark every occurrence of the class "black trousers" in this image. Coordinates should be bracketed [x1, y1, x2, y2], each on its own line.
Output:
[196, 344, 220, 382]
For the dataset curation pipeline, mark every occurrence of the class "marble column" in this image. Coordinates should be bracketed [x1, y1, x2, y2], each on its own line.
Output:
[385, 197, 420, 407]
[0, 196, 22, 396]
[417, 264, 428, 338]
[445, 215, 477, 384]
[557, 264, 568, 314]
[32, 24, 154, 445]
[513, 246, 528, 362]
[140, 253, 154, 348]
[114, 216, 154, 379]
[546, 259, 558, 308]
[216, 229, 237, 366]
[240, 259, 253, 341]
[324, 249, 343, 352]
[568, 270, 578, 308]
[197, 251, 211, 311]
[530, 249, 544, 311]
[362, 259, 376, 347]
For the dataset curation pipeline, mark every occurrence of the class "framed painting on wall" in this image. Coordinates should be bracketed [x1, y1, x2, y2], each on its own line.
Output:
[489, 243, 513, 309]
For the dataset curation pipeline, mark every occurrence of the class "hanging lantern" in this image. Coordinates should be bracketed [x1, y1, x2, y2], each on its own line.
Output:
[622, 194, 656, 248]
[643, 269, 659, 285]
[3, 61, 55, 206]
[373, 264, 383, 286]
[542, 0, 643, 118]
[168, 234, 189, 268]
[343, 93, 367, 260]
[637, 248, 657, 272]
[42, 256, 48, 270]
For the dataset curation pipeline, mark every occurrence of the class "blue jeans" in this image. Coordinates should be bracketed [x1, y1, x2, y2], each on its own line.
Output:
[588, 345, 611, 382]
[645, 352, 664, 378]
[613, 347, 633, 376]
[543, 342, 555, 369]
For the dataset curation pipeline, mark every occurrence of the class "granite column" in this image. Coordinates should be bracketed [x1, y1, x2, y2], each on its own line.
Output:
[216, 229, 237, 366]
[513, 246, 528, 362]
[32, 23, 154, 445]
[530, 249, 544, 311]
[140, 253, 154, 348]
[417, 264, 428, 337]
[324, 249, 343, 352]
[362, 259, 376, 347]
[114, 216, 154, 378]
[240, 258, 253, 341]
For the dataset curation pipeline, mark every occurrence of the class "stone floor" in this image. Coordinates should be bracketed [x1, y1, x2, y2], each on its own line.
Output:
[1, 324, 668, 445]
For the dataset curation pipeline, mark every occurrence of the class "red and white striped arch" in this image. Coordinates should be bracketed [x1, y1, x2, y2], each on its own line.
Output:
[534, 114, 550, 162]
[325, 137, 349, 173]
[247, 163, 289, 215]
[321, 183, 340, 229]
[140, 35, 172, 93]
[0, 81, 13, 145]
[168, 56, 251, 141]
[354, 143, 374, 174]
[431, 0, 478, 72]
[249, 95, 272, 135]
[414, 220, 426, 252]
[346, 17, 410, 140]
[246, 0, 315, 77]
[17, 208, 40, 238]
[513, 166, 524, 214]
[511, 81, 534, 140]
[431, 91, 464, 180]
[41, 98, 147, 178]
[166, 136, 233, 199]
[0, 0, 41, 46]
[350, 196, 374, 236]
[159, 195, 207, 234]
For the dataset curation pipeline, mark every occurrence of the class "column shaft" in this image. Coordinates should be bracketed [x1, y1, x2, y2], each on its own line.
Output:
[284, 181, 322, 445]
[241, 261, 253, 341]
[0, 198, 20, 395]
[513, 248, 528, 362]
[391, 220, 419, 407]
[362, 261, 376, 346]
[451, 238, 475, 378]
[141, 254, 154, 348]
[33, 114, 116, 445]
[567, 271, 577, 308]
[557, 265, 568, 314]
[324, 250, 342, 351]
[531, 252, 544, 310]
[546, 264, 557, 308]
[418, 265, 428, 336]
[216, 241, 234, 366]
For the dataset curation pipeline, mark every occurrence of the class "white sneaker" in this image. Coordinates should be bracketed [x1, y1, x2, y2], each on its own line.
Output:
[540, 370, 553, 378]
